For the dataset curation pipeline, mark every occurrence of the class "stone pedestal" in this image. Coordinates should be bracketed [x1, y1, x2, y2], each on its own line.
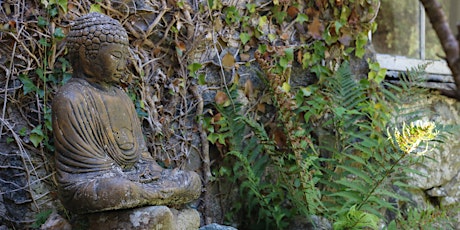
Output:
[75, 206, 200, 230]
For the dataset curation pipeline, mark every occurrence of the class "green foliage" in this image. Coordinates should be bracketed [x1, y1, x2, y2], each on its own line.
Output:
[31, 209, 52, 228]
[209, 60, 439, 228]
[205, 3, 433, 225]
[207, 88, 296, 228]
[17, 3, 70, 152]
[388, 206, 456, 230]
[334, 205, 379, 230]
[90, 4, 102, 13]
[368, 60, 387, 84]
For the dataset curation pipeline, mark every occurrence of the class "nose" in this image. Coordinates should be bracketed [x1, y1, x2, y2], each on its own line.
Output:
[117, 55, 127, 70]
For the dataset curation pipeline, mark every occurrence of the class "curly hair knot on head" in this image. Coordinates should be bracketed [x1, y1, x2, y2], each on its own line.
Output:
[67, 12, 128, 64]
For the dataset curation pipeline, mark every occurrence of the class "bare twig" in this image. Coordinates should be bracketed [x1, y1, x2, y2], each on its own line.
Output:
[0, 117, 40, 209]
[1, 26, 19, 141]
[190, 85, 212, 225]
[420, 0, 460, 98]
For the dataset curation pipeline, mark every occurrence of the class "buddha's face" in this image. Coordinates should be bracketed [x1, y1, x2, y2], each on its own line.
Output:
[82, 43, 128, 84]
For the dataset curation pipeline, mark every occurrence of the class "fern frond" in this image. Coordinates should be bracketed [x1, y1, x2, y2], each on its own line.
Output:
[326, 62, 367, 111]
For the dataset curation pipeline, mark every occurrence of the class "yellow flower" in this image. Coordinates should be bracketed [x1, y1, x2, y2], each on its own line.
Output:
[391, 120, 438, 155]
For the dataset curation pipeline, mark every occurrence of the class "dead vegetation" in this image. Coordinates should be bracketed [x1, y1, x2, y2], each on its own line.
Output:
[0, 0, 214, 226]
[0, 0, 383, 227]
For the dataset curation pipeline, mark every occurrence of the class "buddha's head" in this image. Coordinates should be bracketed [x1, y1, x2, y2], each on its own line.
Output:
[67, 12, 129, 84]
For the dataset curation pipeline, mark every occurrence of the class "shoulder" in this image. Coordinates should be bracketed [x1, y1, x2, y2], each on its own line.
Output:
[53, 78, 89, 106]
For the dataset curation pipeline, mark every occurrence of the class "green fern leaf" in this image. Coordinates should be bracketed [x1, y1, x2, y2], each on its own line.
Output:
[337, 165, 373, 184]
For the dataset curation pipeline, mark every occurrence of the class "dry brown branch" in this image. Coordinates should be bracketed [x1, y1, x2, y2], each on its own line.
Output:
[420, 0, 460, 99]
[6, 29, 40, 66]
[0, 117, 40, 209]
[145, 0, 169, 36]
[0, 32, 17, 141]
[190, 85, 212, 225]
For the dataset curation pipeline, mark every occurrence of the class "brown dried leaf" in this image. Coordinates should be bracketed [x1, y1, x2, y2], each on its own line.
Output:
[348, 8, 360, 27]
[215, 91, 229, 105]
[213, 17, 223, 31]
[176, 41, 186, 51]
[212, 113, 223, 130]
[296, 50, 303, 64]
[244, 79, 253, 99]
[8, 20, 16, 28]
[315, 0, 327, 9]
[222, 53, 235, 70]
[240, 53, 250, 62]
[272, 127, 287, 149]
[257, 103, 266, 113]
[287, 6, 299, 18]
[335, 0, 343, 7]
[308, 16, 324, 39]
[280, 32, 290, 41]
[175, 41, 186, 56]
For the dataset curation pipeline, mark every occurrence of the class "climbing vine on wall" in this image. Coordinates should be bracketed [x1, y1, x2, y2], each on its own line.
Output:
[0, 0, 446, 228]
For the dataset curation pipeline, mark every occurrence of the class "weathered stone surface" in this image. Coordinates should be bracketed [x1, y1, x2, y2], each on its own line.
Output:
[287, 215, 332, 230]
[82, 206, 173, 229]
[199, 223, 238, 230]
[40, 212, 71, 230]
[406, 95, 460, 208]
[172, 208, 201, 230]
[77, 206, 199, 230]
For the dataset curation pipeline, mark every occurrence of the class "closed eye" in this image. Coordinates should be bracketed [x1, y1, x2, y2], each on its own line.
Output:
[111, 51, 122, 59]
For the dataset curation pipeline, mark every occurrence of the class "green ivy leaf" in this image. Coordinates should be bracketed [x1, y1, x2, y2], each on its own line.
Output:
[295, 13, 308, 23]
[302, 52, 312, 68]
[62, 73, 72, 84]
[31, 125, 44, 136]
[48, 6, 58, 17]
[340, 5, 351, 22]
[49, 0, 68, 13]
[36, 68, 46, 82]
[19, 127, 27, 136]
[223, 6, 241, 25]
[246, 3, 256, 13]
[284, 47, 294, 61]
[187, 62, 202, 78]
[31, 210, 53, 228]
[257, 44, 267, 53]
[198, 74, 206, 85]
[30, 125, 44, 148]
[272, 6, 287, 24]
[90, 4, 102, 13]
[279, 57, 288, 70]
[39, 37, 50, 47]
[53, 27, 65, 39]
[281, 82, 290, 92]
[355, 33, 368, 58]
[207, 0, 222, 10]
[268, 33, 276, 42]
[37, 17, 49, 28]
[240, 32, 251, 45]
[208, 133, 219, 144]
[18, 74, 37, 95]
[258, 16, 268, 31]
[30, 133, 44, 147]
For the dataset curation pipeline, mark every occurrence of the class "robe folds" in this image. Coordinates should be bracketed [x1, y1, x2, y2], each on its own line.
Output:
[52, 77, 201, 214]
[52, 78, 149, 212]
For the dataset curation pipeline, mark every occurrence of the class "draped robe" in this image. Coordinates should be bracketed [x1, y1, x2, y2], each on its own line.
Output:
[53, 77, 143, 175]
[52, 78, 153, 213]
[52, 77, 201, 214]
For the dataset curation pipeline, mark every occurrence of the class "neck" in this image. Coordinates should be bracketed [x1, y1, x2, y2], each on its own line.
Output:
[74, 72, 115, 92]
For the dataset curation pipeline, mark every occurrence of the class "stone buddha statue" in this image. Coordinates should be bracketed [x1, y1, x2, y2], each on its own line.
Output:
[52, 12, 201, 215]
